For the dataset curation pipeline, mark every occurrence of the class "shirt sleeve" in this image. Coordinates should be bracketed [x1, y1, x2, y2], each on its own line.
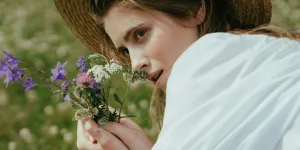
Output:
[153, 33, 300, 150]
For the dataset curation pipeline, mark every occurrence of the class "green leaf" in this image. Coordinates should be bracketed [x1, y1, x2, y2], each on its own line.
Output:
[98, 121, 107, 128]
[113, 93, 123, 104]
[84, 88, 94, 93]
[72, 116, 78, 121]
[79, 90, 84, 97]
[79, 88, 94, 97]
[88, 54, 108, 66]
[72, 105, 82, 110]
[98, 54, 107, 62]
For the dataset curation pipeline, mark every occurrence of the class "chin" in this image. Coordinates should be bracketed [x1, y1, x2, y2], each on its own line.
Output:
[154, 68, 170, 93]
[156, 77, 167, 92]
[156, 84, 166, 93]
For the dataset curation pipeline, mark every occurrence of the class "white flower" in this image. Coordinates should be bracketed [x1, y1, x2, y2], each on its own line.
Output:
[0, 91, 8, 106]
[16, 112, 26, 120]
[105, 60, 122, 74]
[20, 40, 34, 50]
[44, 105, 54, 116]
[48, 125, 59, 136]
[60, 128, 67, 134]
[56, 101, 71, 112]
[34, 59, 45, 69]
[139, 99, 149, 109]
[88, 65, 110, 83]
[123, 72, 133, 83]
[26, 90, 38, 102]
[56, 45, 69, 58]
[130, 81, 142, 90]
[19, 128, 33, 143]
[63, 132, 73, 143]
[127, 103, 137, 112]
[74, 109, 92, 121]
[8, 141, 16, 150]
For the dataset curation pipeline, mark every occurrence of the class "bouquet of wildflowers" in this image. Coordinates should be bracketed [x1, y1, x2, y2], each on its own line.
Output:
[0, 50, 147, 127]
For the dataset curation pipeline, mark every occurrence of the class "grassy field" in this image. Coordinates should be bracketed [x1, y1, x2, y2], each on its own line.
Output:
[0, 0, 299, 149]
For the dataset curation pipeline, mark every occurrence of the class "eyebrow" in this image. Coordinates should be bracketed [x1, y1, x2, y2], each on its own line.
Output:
[117, 23, 144, 49]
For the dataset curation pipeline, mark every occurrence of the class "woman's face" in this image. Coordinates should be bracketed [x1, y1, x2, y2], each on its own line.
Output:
[104, 6, 200, 92]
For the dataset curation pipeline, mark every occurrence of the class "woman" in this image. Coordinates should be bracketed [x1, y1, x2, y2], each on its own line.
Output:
[54, 0, 300, 149]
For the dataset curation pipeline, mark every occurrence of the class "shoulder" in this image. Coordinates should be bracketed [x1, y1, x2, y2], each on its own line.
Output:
[174, 33, 298, 67]
[166, 32, 300, 93]
[170, 32, 300, 75]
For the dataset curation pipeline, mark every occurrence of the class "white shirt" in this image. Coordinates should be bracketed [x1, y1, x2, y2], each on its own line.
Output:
[152, 33, 300, 150]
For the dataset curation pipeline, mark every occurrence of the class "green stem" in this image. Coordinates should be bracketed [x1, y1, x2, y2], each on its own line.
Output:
[120, 115, 136, 118]
[118, 82, 131, 123]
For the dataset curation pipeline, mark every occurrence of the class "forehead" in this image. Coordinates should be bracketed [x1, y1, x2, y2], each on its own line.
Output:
[104, 6, 151, 26]
[103, 6, 155, 43]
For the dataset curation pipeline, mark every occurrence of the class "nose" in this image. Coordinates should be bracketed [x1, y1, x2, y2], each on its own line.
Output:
[130, 50, 150, 71]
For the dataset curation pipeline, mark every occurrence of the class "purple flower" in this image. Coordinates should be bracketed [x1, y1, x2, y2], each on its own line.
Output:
[0, 51, 24, 87]
[0, 71, 4, 78]
[61, 81, 71, 101]
[61, 81, 70, 91]
[92, 82, 101, 91]
[3, 69, 24, 87]
[50, 61, 67, 82]
[62, 94, 71, 101]
[0, 60, 7, 78]
[76, 57, 88, 73]
[3, 51, 16, 60]
[23, 77, 36, 91]
[2, 51, 19, 69]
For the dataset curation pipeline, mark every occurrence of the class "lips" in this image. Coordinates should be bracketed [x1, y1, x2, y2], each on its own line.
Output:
[148, 70, 163, 83]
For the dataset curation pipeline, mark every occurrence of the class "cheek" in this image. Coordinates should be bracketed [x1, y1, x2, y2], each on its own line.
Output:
[145, 31, 179, 65]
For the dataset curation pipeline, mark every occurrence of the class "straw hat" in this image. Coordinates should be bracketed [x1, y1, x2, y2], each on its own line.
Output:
[54, 0, 272, 59]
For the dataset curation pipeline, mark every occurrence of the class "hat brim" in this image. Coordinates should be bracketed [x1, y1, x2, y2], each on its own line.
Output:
[54, 0, 107, 56]
[54, 0, 272, 62]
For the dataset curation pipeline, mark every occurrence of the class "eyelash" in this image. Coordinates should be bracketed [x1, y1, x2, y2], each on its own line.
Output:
[120, 48, 129, 56]
[118, 28, 148, 57]
[133, 29, 147, 42]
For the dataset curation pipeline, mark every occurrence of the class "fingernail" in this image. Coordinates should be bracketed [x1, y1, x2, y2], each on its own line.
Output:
[92, 139, 97, 144]
[81, 117, 89, 124]
[89, 135, 94, 141]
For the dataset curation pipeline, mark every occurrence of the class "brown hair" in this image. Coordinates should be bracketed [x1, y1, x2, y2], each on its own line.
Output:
[89, 0, 272, 65]
[88, 0, 300, 128]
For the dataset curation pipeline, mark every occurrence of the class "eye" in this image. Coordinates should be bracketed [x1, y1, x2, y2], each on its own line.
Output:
[133, 29, 147, 41]
[121, 48, 130, 56]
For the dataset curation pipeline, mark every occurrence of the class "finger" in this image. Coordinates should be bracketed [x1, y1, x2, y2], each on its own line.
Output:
[105, 122, 152, 148]
[78, 120, 103, 150]
[89, 135, 97, 143]
[108, 106, 143, 132]
[77, 120, 89, 140]
[84, 119, 129, 150]
[77, 142, 103, 150]
[118, 117, 144, 133]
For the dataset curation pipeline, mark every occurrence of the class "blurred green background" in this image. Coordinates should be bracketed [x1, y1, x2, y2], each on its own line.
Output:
[0, 0, 299, 149]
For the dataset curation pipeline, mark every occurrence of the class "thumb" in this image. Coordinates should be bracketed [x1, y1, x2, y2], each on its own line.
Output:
[83, 119, 128, 150]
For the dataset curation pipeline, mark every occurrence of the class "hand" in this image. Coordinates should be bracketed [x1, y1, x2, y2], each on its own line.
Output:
[78, 117, 154, 150]
[77, 119, 129, 150]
